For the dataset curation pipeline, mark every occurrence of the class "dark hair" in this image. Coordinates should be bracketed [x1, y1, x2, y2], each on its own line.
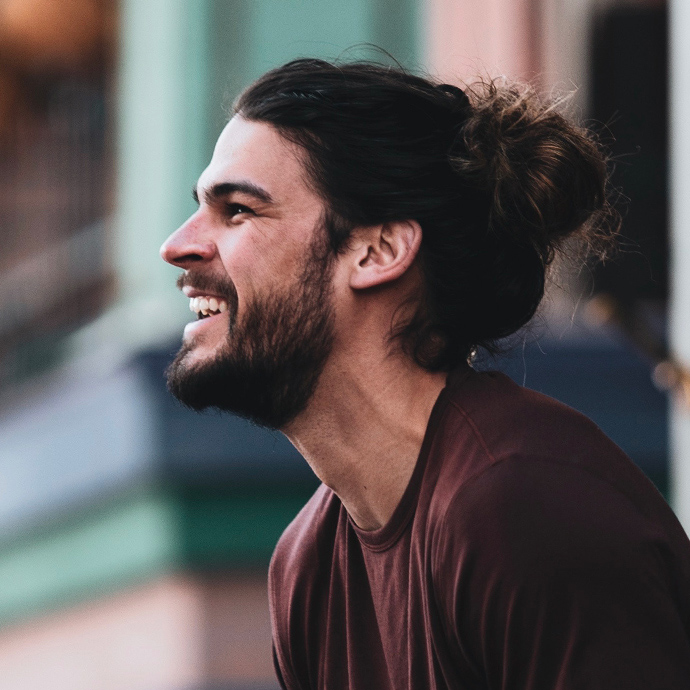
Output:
[235, 59, 618, 370]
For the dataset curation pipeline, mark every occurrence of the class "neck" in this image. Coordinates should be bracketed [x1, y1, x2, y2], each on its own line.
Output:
[283, 353, 449, 531]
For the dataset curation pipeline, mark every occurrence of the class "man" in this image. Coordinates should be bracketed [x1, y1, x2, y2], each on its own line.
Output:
[161, 59, 690, 689]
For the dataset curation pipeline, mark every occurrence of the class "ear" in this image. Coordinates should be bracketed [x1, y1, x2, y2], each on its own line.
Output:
[348, 220, 422, 290]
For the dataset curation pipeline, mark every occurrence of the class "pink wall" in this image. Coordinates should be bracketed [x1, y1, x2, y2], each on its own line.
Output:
[0, 574, 275, 690]
[425, 0, 544, 85]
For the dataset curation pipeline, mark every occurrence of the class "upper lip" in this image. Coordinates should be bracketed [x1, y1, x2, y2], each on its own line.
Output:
[182, 287, 227, 299]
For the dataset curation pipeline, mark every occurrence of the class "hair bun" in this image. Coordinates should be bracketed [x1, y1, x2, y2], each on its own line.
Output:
[436, 83, 472, 116]
[450, 80, 615, 264]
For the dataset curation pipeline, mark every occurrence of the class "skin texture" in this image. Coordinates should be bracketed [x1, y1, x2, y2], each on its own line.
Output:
[161, 116, 448, 531]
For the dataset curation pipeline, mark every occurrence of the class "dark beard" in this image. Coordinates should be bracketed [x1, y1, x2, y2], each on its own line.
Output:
[166, 234, 336, 430]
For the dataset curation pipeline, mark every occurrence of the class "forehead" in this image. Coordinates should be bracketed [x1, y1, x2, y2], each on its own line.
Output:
[198, 116, 316, 204]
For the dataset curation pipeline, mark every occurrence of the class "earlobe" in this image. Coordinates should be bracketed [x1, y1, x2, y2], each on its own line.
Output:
[349, 220, 422, 290]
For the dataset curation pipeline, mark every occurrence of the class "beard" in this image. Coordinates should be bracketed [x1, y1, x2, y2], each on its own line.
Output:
[166, 232, 336, 430]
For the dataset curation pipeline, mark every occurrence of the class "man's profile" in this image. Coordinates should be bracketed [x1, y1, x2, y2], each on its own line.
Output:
[161, 59, 690, 689]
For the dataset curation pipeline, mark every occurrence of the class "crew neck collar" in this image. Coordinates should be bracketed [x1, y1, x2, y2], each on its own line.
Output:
[350, 364, 473, 551]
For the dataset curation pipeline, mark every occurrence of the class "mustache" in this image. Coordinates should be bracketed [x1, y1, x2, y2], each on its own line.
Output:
[176, 271, 237, 301]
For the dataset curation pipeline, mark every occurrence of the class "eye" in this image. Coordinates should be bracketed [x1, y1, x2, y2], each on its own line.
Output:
[224, 202, 254, 219]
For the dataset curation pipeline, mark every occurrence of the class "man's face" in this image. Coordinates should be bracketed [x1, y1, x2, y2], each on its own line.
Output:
[160, 116, 338, 429]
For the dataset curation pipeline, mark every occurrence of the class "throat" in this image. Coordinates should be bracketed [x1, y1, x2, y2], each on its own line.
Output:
[282, 363, 448, 532]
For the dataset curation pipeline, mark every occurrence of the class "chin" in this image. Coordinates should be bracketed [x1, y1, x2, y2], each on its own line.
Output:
[178, 340, 219, 369]
[166, 299, 335, 429]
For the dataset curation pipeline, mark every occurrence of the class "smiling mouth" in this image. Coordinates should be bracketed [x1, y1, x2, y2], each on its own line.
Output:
[189, 296, 228, 320]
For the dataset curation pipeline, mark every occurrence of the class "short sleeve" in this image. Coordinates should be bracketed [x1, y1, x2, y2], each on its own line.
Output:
[433, 456, 690, 690]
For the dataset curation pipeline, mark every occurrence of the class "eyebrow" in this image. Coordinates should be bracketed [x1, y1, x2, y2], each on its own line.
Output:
[192, 181, 274, 206]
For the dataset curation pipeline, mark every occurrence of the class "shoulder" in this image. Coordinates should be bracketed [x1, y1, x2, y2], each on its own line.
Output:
[431, 444, 690, 622]
[431, 369, 661, 509]
[269, 482, 339, 599]
[435, 456, 659, 576]
[429, 453, 690, 684]
[428, 368, 690, 601]
[268, 484, 341, 690]
[445, 369, 618, 462]
[268, 483, 343, 626]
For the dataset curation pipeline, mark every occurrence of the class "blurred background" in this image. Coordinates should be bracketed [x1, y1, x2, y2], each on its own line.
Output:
[0, 0, 685, 688]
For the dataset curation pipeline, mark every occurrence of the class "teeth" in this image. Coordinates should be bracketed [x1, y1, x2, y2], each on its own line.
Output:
[188, 295, 228, 317]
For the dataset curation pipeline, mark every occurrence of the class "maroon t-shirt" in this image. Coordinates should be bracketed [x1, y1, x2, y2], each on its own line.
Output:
[269, 368, 690, 689]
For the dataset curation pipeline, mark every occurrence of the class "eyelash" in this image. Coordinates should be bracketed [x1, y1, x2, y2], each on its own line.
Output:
[224, 202, 254, 218]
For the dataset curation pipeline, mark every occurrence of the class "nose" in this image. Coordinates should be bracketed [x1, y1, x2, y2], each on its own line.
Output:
[160, 214, 216, 268]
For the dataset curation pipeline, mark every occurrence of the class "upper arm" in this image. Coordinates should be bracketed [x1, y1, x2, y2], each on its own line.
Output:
[434, 457, 690, 690]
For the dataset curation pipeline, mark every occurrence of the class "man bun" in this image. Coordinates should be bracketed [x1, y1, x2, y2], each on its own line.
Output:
[236, 60, 618, 370]
[455, 80, 612, 260]
[417, 79, 618, 365]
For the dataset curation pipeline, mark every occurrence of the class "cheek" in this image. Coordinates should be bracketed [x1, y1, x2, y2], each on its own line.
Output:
[215, 211, 323, 296]
[216, 233, 300, 305]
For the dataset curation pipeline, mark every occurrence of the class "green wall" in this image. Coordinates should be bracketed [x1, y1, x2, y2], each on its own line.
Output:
[208, 0, 420, 142]
[0, 483, 316, 626]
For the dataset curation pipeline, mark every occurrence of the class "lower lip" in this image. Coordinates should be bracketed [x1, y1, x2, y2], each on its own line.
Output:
[183, 312, 226, 338]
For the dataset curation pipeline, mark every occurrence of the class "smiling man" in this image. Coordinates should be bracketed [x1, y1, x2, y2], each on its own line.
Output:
[161, 60, 690, 689]
[164, 118, 338, 429]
